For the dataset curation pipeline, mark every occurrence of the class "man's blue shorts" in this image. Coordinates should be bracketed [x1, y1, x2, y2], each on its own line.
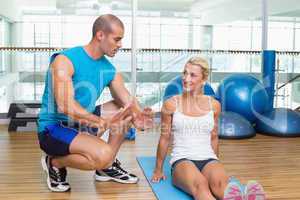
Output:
[37, 105, 101, 156]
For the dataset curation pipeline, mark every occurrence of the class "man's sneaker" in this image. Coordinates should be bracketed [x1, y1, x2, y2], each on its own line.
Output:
[41, 155, 70, 192]
[223, 181, 244, 200]
[244, 180, 266, 200]
[95, 159, 139, 184]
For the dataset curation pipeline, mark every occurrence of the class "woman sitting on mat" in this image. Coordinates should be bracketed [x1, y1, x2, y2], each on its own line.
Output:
[151, 56, 266, 200]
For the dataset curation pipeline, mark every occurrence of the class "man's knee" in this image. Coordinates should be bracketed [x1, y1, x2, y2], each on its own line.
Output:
[90, 145, 114, 169]
[101, 100, 121, 117]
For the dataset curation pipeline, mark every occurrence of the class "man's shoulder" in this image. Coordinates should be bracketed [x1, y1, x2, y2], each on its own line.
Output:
[50, 46, 81, 62]
[61, 46, 82, 55]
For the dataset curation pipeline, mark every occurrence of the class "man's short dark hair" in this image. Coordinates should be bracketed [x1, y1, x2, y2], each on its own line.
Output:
[92, 14, 124, 37]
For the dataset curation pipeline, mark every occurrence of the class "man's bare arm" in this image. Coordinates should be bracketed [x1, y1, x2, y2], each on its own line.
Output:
[109, 73, 154, 129]
[52, 54, 108, 131]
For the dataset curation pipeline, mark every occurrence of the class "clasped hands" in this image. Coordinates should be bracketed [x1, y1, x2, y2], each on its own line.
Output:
[96, 103, 154, 136]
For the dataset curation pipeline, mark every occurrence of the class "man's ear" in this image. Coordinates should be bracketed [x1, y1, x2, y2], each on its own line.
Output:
[96, 30, 105, 41]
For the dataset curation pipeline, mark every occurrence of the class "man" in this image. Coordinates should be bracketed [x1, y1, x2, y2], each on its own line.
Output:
[37, 14, 153, 192]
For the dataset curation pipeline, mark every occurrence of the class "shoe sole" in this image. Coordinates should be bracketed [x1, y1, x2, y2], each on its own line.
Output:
[245, 181, 266, 200]
[224, 183, 243, 200]
[94, 174, 139, 184]
[229, 176, 245, 192]
[41, 156, 71, 192]
[246, 194, 266, 200]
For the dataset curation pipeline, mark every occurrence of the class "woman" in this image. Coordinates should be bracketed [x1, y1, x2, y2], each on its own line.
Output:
[151, 57, 266, 200]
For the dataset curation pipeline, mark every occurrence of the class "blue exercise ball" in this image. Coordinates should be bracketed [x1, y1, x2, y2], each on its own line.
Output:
[163, 75, 215, 102]
[218, 111, 256, 139]
[255, 108, 300, 137]
[216, 74, 269, 123]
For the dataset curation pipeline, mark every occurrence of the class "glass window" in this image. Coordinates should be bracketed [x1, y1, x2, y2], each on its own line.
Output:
[0, 86, 7, 113]
[269, 21, 294, 51]
[0, 18, 3, 72]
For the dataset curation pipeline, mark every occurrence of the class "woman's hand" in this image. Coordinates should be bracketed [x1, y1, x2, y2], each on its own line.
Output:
[151, 169, 166, 183]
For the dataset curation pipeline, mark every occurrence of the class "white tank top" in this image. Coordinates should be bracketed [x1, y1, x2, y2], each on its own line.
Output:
[170, 96, 218, 165]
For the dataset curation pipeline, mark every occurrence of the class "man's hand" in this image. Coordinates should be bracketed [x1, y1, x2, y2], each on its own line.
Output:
[133, 107, 154, 130]
[109, 103, 133, 124]
[104, 104, 133, 136]
[78, 118, 107, 137]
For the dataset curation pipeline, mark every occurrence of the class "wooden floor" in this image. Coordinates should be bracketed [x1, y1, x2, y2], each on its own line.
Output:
[0, 125, 300, 200]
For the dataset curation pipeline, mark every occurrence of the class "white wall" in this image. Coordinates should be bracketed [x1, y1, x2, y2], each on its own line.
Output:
[0, 0, 56, 21]
[0, 1, 21, 21]
[191, 0, 300, 25]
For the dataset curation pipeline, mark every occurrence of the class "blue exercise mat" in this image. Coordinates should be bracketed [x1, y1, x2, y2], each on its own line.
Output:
[137, 156, 192, 200]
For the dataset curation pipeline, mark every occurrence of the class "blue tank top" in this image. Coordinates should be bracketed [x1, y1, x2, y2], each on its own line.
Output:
[38, 46, 116, 133]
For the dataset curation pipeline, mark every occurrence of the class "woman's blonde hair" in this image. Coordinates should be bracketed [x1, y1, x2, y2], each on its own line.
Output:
[186, 56, 209, 80]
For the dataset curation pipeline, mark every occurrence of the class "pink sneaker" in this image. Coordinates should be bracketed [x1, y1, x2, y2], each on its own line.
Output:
[223, 181, 244, 200]
[244, 180, 266, 200]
